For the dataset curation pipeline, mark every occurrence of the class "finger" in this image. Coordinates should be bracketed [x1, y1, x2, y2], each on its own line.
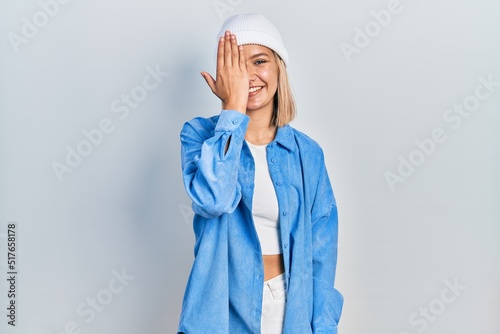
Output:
[216, 36, 224, 70]
[238, 44, 246, 72]
[231, 34, 240, 67]
[224, 30, 232, 66]
[201, 72, 217, 93]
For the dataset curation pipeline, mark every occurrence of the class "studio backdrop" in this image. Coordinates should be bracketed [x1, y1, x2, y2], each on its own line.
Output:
[1, 0, 499, 333]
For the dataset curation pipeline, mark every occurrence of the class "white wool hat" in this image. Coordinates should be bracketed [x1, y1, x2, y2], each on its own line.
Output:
[215, 13, 289, 66]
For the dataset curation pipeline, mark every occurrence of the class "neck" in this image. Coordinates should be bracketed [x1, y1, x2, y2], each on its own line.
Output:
[245, 107, 276, 145]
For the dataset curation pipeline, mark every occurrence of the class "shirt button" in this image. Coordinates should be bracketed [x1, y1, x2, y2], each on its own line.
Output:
[282, 211, 287, 216]
[276, 181, 282, 186]
[283, 243, 288, 249]
[271, 158, 276, 163]
[232, 120, 238, 125]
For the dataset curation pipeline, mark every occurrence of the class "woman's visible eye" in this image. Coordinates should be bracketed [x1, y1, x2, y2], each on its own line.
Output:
[255, 59, 267, 65]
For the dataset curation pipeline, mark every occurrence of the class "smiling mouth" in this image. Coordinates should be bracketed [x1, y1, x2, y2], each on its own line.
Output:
[249, 86, 263, 93]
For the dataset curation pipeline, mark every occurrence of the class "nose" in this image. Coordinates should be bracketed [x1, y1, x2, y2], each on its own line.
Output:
[247, 63, 257, 81]
[248, 72, 257, 83]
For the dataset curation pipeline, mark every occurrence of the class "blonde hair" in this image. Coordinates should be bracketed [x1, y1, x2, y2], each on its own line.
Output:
[271, 52, 296, 127]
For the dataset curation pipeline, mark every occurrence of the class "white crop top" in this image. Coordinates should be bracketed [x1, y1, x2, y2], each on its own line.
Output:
[246, 141, 281, 255]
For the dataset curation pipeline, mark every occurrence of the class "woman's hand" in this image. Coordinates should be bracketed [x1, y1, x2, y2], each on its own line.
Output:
[201, 30, 249, 114]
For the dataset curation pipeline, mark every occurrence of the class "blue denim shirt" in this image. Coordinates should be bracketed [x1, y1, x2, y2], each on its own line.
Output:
[178, 110, 343, 334]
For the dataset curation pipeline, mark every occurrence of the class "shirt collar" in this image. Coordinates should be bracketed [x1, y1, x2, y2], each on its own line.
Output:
[273, 125, 296, 152]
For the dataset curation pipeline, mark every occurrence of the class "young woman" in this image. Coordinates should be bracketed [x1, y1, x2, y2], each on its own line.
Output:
[178, 13, 343, 334]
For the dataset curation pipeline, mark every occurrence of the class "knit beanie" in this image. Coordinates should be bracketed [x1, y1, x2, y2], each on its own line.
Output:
[215, 13, 289, 66]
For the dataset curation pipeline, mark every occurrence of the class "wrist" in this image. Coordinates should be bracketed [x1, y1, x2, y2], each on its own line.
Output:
[222, 102, 247, 114]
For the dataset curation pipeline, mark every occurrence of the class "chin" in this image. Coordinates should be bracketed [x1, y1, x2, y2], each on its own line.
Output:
[246, 103, 260, 111]
[246, 100, 272, 113]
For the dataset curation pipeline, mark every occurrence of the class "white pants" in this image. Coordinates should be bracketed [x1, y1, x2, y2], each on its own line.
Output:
[261, 273, 287, 334]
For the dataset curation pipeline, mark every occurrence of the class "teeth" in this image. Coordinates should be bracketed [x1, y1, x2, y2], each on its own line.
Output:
[249, 87, 262, 93]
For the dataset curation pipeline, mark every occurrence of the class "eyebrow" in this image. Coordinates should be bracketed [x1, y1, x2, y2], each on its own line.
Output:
[249, 52, 271, 59]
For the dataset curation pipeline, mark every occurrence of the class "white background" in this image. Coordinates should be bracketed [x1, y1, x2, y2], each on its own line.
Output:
[1, 0, 499, 333]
